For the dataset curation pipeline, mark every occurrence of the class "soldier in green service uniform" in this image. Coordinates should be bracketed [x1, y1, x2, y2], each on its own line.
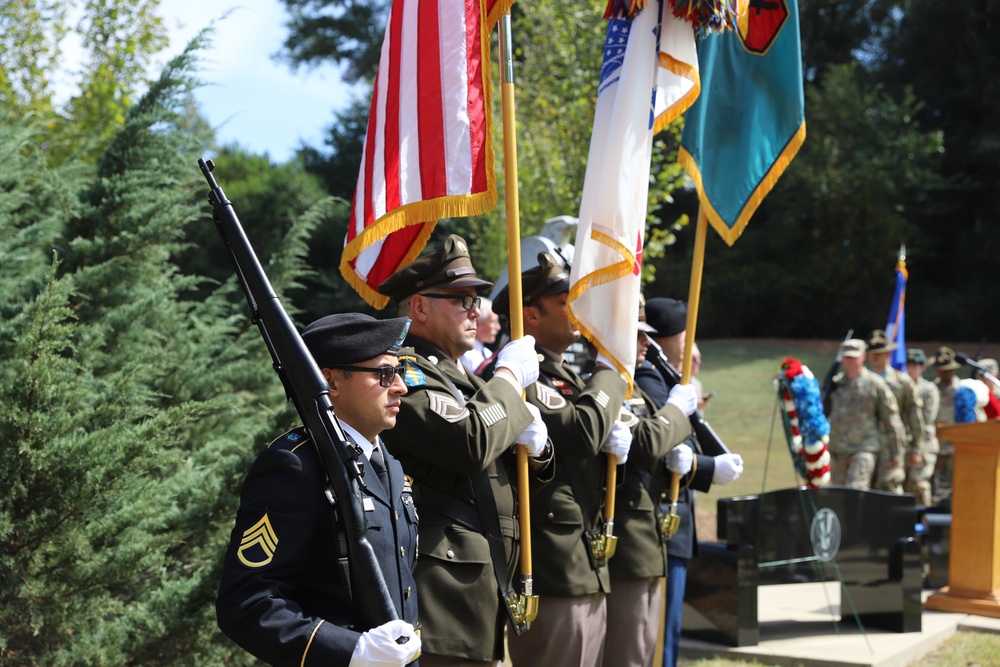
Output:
[485, 253, 630, 667]
[827, 339, 906, 490]
[865, 329, 925, 494]
[377, 234, 554, 667]
[601, 303, 701, 667]
[904, 348, 940, 506]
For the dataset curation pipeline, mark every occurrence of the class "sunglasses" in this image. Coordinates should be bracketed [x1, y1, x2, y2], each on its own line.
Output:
[332, 365, 406, 388]
[420, 293, 482, 311]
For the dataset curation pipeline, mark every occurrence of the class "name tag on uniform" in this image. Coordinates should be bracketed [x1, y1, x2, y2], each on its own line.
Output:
[363, 498, 376, 512]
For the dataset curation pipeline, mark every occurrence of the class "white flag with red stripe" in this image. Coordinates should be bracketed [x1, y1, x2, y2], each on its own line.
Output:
[568, 1, 699, 391]
[341, 0, 510, 309]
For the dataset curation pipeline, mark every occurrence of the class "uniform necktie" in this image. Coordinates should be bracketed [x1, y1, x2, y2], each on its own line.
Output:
[369, 446, 391, 493]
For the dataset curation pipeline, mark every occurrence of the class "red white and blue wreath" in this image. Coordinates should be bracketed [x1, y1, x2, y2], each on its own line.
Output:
[776, 357, 831, 488]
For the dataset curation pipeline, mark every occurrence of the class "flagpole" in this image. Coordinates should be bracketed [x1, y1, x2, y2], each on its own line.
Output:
[498, 11, 538, 628]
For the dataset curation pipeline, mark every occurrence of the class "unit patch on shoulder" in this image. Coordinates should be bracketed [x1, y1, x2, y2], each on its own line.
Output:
[479, 403, 508, 427]
[427, 391, 470, 423]
[237, 514, 279, 568]
[400, 357, 426, 387]
[534, 382, 568, 410]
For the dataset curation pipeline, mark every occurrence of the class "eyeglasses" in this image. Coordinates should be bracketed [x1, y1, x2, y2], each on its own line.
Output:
[419, 293, 482, 311]
[331, 365, 406, 388]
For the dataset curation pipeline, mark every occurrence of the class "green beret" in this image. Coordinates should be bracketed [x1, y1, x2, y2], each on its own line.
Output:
[645, 298, 686, 337]
[492, 252, 569, 316]
[302, 313, 411, 367]
[377, 234, 493, 302]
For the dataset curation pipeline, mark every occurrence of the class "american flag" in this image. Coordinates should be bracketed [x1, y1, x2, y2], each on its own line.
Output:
[341, 0, 513, 309]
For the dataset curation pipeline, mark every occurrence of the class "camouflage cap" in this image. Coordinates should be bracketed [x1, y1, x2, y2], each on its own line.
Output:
[492, 252, 569, 316]
[932, 346, 960, 371]
[906, 348, 928, 365]
[302, 313, 411, 367]
[377, 234, 493, 302]
[839, 339, 866, 358]
[866, 329, 897, 353]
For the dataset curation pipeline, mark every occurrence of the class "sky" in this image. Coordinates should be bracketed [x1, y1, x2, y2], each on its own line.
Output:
[153, 1, 363, 163]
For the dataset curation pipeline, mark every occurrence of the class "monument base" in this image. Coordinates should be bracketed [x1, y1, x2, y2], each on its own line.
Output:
[924, 586, 1000, 618]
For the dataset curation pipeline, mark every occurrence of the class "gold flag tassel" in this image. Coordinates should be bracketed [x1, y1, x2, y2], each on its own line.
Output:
[498, 12, 538, 631]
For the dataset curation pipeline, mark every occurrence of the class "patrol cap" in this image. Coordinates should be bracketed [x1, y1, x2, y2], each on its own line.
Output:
[302, 313, 411, 367]
[933, 346, 960, 371]
[906, 348, 928, 365]
[839, 339, 866, 358]
[638, 295, 656, 334]
[866, 329, 897, 353]
[645, 298, 686, 337]
[492, 252, 569, 316]
[377, 234, 493, 302]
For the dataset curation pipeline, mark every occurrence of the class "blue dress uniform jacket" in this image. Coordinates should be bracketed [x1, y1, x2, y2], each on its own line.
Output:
[381, 336, 539, 662]
[216, 427, 419, 667]
[634, 364, 715, 558]
[609, 387, 692, 580]
[494, 352, 628, 596]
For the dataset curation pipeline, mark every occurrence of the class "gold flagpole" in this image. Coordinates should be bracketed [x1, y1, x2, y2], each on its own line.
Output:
[498, 11, 538, 628]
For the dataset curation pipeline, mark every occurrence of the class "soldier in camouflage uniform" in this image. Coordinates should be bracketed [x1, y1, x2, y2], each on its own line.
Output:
[377, 235, 554, 667]
[931, 346, 961, 505]
[904, 348, 940, 506]
[865, 330, 924, 494]
[827, 339, 906, 491]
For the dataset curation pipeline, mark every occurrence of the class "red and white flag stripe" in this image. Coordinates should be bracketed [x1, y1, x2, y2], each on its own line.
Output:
[342, 0, 507, 308]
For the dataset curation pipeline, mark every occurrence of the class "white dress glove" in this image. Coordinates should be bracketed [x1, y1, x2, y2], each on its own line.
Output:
[712, 453, 744, 485]
[666, 384, 698, 417]
[665, 443, 693, 475]
[601, 420, 633, 463]
[349, 619, 421, 667]
[516, 403, 549, 458]
[495, 335, 540, 388]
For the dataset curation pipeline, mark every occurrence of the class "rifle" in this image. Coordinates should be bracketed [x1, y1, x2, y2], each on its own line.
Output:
[821, 329, 854, 409]
[198, 158, 398, 629]
[643, 334, 730, 457]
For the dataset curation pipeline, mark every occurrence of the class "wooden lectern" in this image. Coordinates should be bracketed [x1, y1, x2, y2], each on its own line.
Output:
[924, 420, 1000, 617]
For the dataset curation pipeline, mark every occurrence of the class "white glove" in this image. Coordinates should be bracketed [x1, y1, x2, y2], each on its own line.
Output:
[349, 619, 421, 667]
[666, 384, 698, 416]
[495, 335, 539, 388]
[595, 353, 616, 370]
[516, 403, 549, 458]
[712, 453, 744, 485]
[665, 443, 693, 475]
[601, 420, 632, 463]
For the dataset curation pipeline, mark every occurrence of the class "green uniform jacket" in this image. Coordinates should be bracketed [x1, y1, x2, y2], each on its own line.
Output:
[381, 336, 535, 662]
[608, 387, 692, 581]
[493, 351, 628, 597]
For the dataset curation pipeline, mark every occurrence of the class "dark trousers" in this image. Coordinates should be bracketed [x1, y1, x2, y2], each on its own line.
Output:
[662, 555, 688, 667]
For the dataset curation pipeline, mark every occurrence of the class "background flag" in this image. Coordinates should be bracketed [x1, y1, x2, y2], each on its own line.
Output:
[569, 1, 699, 388]
[679, 0, 805, 246]
[341, 0, 503, 309]
[885, 250, 908, 371]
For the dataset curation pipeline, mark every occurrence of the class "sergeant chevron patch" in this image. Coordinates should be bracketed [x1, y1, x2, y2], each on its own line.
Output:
[427, 392, 470, 423]
[237, 514, 278, 568]
[534, 383, 567, 410]
[480, 403, 508, 427]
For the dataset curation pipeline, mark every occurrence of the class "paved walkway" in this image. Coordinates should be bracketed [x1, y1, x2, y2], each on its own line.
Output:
[680, 583, 1000, 667]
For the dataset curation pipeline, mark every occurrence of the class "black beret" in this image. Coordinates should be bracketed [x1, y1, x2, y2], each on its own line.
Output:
[302, 313, 411, 368]
[645, 297, 686, 337]
[492, 252, 569, 316]
[377, 234, 493, 302]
